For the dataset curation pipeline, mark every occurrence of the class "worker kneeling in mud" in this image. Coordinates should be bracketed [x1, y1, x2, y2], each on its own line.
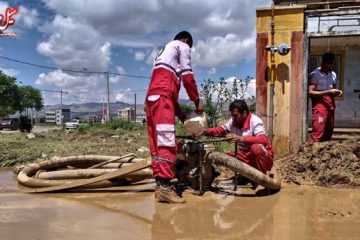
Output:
[199, 100, 274, 186]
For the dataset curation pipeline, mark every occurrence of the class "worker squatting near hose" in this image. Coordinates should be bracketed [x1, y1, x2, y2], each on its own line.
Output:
[145, 31, 204, 204]
[308, 53, 343, 142]
[201, 100, 274, 176]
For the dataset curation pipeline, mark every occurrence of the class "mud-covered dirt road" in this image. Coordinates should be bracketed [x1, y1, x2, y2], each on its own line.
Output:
[1, 170, 359, 240]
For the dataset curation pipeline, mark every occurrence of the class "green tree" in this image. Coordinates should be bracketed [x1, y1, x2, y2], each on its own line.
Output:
[18, 85, 44, 115]
[215, 77, 229, 116]
[229, 76, 253, 101]
[230, 78, 240, 101]
[201, 79, 218, 126]
[179, 104, 192, 115]
[200, 76, 255, 125]
[0, 71, 44, 117]
[239, 76, 252, 100]
[0, 71, 19, 117]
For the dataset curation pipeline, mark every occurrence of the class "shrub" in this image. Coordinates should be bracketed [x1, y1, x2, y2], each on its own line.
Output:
[19, 116, 32, 132]
[76, 119, 145, 133]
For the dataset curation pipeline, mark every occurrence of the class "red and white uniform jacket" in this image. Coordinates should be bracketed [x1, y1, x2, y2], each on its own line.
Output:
[309, 67, 337, 111]
[204, 113, 274, 160]
[146, 40, 199, 104]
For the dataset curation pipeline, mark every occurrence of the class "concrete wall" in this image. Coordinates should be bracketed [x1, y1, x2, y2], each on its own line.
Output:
[256, 6, 305, 156]
[336, 45, 360, 127]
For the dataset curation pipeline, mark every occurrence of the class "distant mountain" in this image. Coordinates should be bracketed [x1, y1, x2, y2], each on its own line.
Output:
[178, 99, 194, 106]
[41, 98, 200, 117]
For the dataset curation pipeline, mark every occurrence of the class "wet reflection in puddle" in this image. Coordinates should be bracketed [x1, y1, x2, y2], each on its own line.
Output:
[0, 170, 359, 240]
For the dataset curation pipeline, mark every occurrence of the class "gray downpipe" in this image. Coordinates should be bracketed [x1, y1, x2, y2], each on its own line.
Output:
[206, 151, 281, 190]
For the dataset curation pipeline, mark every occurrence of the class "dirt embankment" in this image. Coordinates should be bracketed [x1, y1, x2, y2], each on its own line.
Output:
[277, 138, 360, 188]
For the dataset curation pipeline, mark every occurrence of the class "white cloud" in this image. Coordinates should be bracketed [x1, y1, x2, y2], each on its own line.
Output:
[109, 66, 126, 83]
[37, 15, 110, 71]
[35, 70, 105, 104]
[35, 14, 113, 104]
[0, 67, 20, 76]
[33, 0, 272, 103]
[41, 0, 271, 56]
[247, 78, 256, 99]
[146, 48, 159, 65]
[115, 88, 133, 103]
[17, 5, 39, 28]
[134, 51, 146, 61]
[193, 34, 255, 67]
[35, 70, 97, 88]
[208, 67, 217, 75]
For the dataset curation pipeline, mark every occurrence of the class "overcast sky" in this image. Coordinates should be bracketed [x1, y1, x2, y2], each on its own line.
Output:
[0, 0, 272, 105]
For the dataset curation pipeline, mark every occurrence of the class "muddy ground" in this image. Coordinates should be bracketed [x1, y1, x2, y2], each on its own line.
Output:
[1, 127, 359, 188]
[1, 170, 360, 240]
[277, 138, 360, 188]
[1, 128, 360, 239]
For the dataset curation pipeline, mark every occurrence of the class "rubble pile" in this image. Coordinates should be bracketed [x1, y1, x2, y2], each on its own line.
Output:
[278, 139, 360, 188]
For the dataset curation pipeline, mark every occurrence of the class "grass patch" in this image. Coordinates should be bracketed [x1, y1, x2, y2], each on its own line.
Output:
[0, 121, 149, 167]
[0, 119, 235, 167]
[78, 119, 145, 132]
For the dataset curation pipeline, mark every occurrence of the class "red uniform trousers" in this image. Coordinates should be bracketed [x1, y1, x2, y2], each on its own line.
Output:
[228, 144, 273, 174]
[310, 106, 334, 142]
[145, 95, 177, 179]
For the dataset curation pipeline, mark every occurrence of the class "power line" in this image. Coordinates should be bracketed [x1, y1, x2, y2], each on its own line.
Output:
[0, 55, 241, 85]
[0, 55, 238, 83]
[0, 55, 150, 79]
[40, 89, 69, 94]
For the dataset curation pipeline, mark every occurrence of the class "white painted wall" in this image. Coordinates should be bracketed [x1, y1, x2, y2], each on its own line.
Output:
[335, 45, 360, 127]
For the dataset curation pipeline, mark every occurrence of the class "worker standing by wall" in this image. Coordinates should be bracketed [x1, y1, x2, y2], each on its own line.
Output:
[308, 52, 343, 142]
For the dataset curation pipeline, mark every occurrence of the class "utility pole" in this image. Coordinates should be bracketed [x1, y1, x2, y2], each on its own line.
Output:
[41, 89, 68, 107]
[41, 89, 68, 125]
[134, 93, 137, 122]
[105, 71, 111, 123]
[102, 98, 105, 123]
[60, 89, 63, 112]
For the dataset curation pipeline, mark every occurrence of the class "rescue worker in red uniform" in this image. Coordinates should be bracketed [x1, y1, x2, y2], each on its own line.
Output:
[145, 31, 203, 204]
[309, 53, 342, 142]
[200, 100, 274, 186]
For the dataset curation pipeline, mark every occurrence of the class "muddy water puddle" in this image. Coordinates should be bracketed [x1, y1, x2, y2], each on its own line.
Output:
[1, 169, 359, 240]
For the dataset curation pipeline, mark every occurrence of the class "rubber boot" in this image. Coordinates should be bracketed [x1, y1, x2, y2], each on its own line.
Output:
[158, 185, 186, 204]
[156, 178, 186, 204]
[154, 178, 161, 200]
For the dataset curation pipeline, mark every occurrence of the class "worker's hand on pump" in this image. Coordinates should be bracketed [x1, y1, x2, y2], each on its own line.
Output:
[194, 100, 204, 114]
[226, 133, 243, 143]
[194, 129, 206, 138]
[195, 128, 213, 138]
